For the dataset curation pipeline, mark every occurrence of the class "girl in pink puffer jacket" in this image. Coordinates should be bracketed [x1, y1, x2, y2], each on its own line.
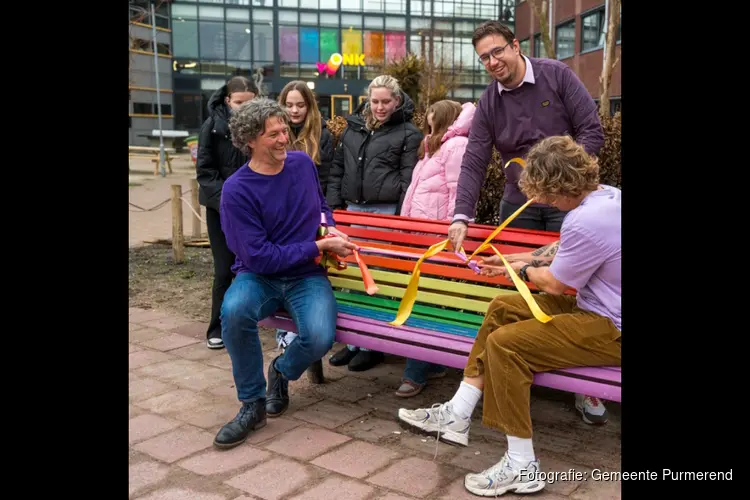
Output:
[400, 100, 476, 221]
[395, 100, 477, 398]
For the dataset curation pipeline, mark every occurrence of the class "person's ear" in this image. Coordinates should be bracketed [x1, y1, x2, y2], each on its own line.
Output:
[225, 96, 231, 105]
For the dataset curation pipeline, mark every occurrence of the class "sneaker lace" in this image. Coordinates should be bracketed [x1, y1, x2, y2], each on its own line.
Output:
[585, 396, 600, 407]
[480, 457, 512, 497]
[432, 402, 451, 460]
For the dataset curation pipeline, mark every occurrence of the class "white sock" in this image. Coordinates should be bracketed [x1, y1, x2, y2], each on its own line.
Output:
[449, 381, 482, 420]
[507, 435, 536, 469]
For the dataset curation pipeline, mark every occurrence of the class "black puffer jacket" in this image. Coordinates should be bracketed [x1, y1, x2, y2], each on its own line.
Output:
[290, 119, 334, 195]
[326, 91, 423, 213]
[196, 85, 248, 212]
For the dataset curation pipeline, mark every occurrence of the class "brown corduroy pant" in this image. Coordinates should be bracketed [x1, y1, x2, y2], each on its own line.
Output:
[463, 293, 621, 439]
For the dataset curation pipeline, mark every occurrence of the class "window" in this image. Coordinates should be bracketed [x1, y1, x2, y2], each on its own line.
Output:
[555, 20, 575, 59]
[225, 23, 252, 61]
[581, 9, 604, 52]
[199, 22, 225, 60]
[174, 94, 203, 130]
[253, 24, 273, 62]
[519, 38, 530, 56]
[172, 20, 199, 58]
[133, 102, 152, 114]
[533, 34, 542, 58]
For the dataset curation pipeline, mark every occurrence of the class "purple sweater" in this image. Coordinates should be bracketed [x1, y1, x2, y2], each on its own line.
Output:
[219, 151, 335, 279]
[454, 57, 604, 217]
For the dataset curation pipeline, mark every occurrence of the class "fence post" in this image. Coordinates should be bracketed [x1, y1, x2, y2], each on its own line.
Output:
[190, 178, 201, 239]
[171, 184, 185, 263]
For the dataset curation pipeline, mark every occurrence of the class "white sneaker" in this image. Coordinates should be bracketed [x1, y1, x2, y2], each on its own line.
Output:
[276, 330, 298, 351]
[464, 452, 546, 497]
[397, 402, 470, 447]
[574, 394, 609, 425]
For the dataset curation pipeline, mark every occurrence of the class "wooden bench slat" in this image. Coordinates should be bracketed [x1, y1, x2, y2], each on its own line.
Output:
[336, 299, 475, 330]
[330, 266, 507, 301]
[328, 276, 515, 313]
[334, 291, 485, 326]
[337, 303, 478, 337]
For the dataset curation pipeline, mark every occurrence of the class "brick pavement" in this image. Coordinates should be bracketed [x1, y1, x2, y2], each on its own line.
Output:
[129, 307, 622, 500]
[129, 155, 207, 248]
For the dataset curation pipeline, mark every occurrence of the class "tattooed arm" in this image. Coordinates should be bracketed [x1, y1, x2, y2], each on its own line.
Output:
[500, 240, 560, 267]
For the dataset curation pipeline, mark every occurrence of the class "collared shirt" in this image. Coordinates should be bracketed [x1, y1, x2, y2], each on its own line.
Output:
[497, 55, 535, 95]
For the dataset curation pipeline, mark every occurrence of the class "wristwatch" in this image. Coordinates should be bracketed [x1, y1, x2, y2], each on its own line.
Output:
[519, 264, 531, 282]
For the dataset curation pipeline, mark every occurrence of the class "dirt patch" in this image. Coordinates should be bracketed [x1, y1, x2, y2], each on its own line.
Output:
[129, 244, 214, 321]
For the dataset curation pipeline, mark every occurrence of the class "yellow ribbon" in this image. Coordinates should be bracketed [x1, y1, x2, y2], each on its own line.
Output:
[389, 155, 552, 326]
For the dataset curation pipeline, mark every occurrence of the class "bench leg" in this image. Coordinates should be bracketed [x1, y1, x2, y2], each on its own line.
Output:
[307, 359, 325, 384]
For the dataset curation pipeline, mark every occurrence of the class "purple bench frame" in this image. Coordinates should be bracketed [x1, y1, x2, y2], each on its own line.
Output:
[259, 311, 621, 403]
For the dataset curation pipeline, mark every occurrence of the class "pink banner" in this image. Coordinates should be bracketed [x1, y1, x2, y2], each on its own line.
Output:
[385, 32, 406, 64]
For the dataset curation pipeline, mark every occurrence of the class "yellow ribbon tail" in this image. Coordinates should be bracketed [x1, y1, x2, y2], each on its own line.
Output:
[468, 197, 536, 261]
[389, 239, 451, 326]
[504, 157, 527, 169]
[489, 245, 552, 323]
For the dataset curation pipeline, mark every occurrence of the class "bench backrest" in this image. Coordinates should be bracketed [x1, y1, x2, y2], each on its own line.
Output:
[330, 210, 571, 338]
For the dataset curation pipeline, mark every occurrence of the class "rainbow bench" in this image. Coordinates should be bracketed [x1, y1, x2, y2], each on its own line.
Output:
[259, 210, 621, 402]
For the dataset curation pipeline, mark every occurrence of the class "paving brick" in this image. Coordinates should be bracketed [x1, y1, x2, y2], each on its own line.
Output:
[208, 383, 240, 401]
[534, 455, 593, 496]
[171, 342, 227, 361]
[130, 350, 175, 370]
[130, 309, 171, 323]
[130, 377, 178, 403]
[287, 476, 375, 500]
[168, 366, 235, 392]
[135, 389, 214, 414]
[130, 404, 146, 418]
[367, 456, 452, 498]
[131, 327, 172, 344]
[397, 433, 459, 461]
[130, 343, 144, 353]
[313, 375, 384, 403]
[291, 399, 369, 429]
[434, 478, 526, 500]
[204, 354, 234, 371]
[448, 439, 508, 473]
[377, 494, 418, 500]
[141, 333, 202, 351]
[129, 414, 182, 444]
[224, 456, 315, 500]
[129, 460, 170, 497]
[311, 440, 400, 478]
[141, 316, 196, 331]
[263, 425, 351, 460]
[245, 416, 301, 445]
[134, 425, 215, 463]
[135, 488, 229, 500]
[337, 416, 403, 442]
[177, 444, 271, 476]
[569, 477, 621, 500]
[173, 402, 242, 429]
[135, 359, 207, 380]
[172, 321, 210, 339]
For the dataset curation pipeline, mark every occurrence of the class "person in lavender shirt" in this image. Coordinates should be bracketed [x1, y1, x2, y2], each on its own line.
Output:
[398, 136, 620, 497]
[447, 20, 608, 424]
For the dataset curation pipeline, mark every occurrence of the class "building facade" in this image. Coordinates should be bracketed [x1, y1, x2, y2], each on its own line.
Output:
[167, 0, 516, 133]
[514, 0, 621, 115]
[129, 1, 175, 146]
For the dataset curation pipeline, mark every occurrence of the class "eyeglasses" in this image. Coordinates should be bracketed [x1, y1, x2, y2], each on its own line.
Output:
[478, 42, 513, 65]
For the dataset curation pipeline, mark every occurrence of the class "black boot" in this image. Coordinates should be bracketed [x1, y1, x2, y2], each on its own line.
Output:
[266, 355, 289, 417]
[348, 350, 385, 372]
[213, 400, 267, 450]
[329, 346, 358, 366]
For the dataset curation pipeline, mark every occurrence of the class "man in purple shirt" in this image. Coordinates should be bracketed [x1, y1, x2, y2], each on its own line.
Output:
[448, 20, 607, 424]
[213, 98, 357, 450]
[398, 135, 620, 497]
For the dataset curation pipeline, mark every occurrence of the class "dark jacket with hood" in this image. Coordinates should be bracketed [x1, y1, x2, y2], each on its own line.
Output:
[196, 85, 248, 213]
[290, 119, 334, 196]
[326, 91, 423, 213]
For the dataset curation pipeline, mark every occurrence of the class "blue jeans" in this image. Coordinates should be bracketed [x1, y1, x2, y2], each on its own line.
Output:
[221, 272, 337, 403]
[344, 202, 398, 352]
[402, 358, 447, 385]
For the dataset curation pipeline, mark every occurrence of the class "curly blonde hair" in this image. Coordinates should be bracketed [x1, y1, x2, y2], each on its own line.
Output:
[363, 75, 402, 130]
[519, 135, 600, 201]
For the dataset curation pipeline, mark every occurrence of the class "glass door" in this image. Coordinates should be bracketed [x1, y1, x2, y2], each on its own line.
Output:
[331, 94, 353, 118]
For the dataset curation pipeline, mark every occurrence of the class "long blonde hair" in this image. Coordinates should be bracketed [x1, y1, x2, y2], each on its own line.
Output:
[278, 81, 322, 164]
[363, 75, 402, 130]
[418, 100, 462, 159]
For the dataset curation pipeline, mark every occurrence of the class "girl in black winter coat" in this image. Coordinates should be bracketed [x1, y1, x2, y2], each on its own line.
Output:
[196, 75, 258, 349]
[273, 80, 335, 350]
[326, 74, 423, 372]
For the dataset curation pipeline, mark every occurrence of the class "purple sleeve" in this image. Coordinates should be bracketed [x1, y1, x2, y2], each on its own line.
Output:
[453, 99, 493, 221]
[559, 65, 604, 157]
[220, 189, 320, 275]
[549, 225, 605, 290]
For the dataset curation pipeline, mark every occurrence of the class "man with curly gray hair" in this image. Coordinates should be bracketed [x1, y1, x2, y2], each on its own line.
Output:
[213, 97, 357, 450]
